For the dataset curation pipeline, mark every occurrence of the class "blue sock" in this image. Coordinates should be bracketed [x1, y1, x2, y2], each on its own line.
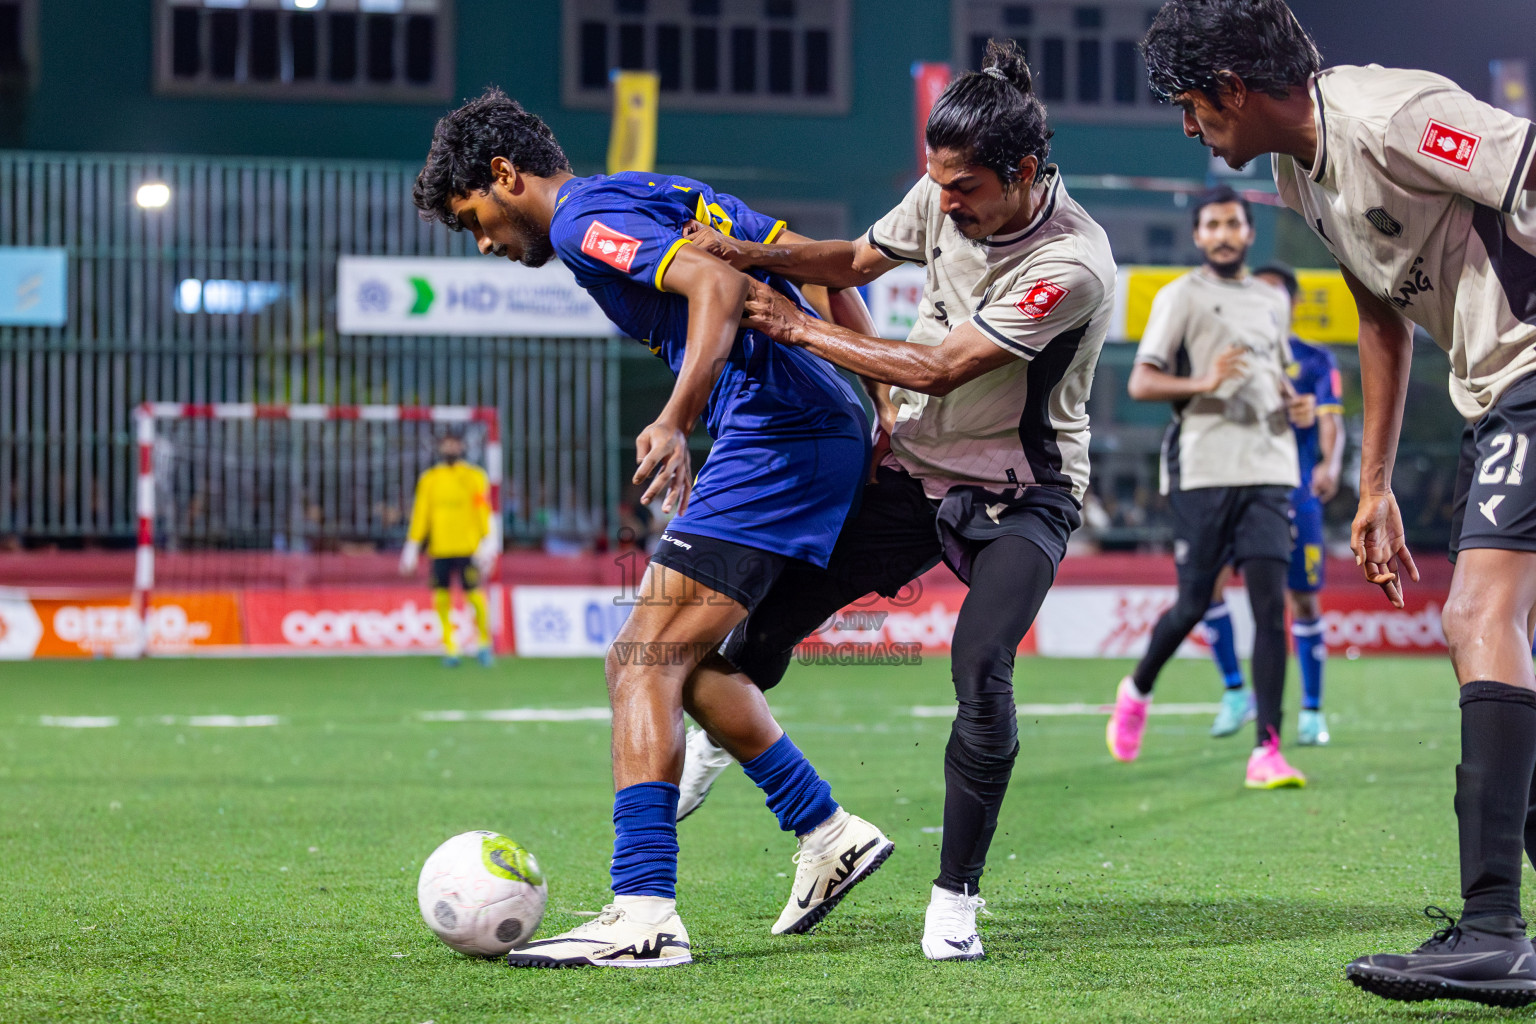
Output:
[741, 734, 839, 837]
[1293, 617, 1326, 711]
[1203, 601, 1244, 689]
[609, 781, 679, 898]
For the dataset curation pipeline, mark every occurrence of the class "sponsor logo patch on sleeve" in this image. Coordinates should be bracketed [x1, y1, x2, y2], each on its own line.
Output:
[1418, 119, 1481, 171]
[580, 220, 645, 273]
[1015, 279, 1070, 319]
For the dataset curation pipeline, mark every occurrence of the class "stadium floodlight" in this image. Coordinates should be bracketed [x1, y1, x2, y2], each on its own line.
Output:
[135, 183, 172, 209]
[131, 403, 503, 656]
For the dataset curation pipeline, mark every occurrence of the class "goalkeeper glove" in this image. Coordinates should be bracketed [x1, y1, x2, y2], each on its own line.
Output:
[399, 540, 420, 576]
[472, 534, 499, 576]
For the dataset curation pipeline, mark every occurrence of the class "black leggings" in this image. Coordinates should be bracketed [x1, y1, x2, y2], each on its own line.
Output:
[1131, 556, 1290, 746]
[937, 534, 1057, 894]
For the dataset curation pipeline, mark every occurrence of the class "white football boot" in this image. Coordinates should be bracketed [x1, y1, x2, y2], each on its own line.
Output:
[506, 896, 691, 968]
[772, 808, 894, 934]
[678, 726, 736, 821]
[921, 884, 989, 961]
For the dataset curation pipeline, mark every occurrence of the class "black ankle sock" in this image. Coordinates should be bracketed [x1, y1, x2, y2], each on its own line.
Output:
[1457, 681, 1536, 926]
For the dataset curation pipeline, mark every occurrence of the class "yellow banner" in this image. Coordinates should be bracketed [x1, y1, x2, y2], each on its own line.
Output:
[1119, 265, 1360, 344]
[607, 71, 659, 175]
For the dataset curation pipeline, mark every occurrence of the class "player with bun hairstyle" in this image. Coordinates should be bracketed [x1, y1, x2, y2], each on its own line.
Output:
[1144, 0, 1536, 1007]
[679, 39, 1117, 960]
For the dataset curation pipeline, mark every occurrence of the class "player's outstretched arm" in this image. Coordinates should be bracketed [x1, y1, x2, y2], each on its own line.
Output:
[742, 278, 1011, 396]
[1126, 346, 1247, 403]
[637, 244, 752, 513]
[1341, 264, 1419, 607]
[681, 222, 897, 289]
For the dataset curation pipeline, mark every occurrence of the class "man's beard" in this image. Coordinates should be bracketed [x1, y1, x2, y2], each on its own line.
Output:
[1205, 246, 1247, 278]
[494, 193, 556, 268]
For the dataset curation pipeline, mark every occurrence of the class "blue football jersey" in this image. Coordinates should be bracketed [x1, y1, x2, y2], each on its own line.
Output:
[1286, 337, 1343, 492]
[549, 172, 866, 442]
[547, 173, 870, 566]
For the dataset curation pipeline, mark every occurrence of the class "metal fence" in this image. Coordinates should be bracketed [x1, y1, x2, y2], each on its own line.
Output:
[0, 150, 622, 545]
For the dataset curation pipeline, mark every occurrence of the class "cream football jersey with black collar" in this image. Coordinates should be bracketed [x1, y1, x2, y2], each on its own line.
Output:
[866, 165, 1117, 502]
[1273, 64, 1536, 419]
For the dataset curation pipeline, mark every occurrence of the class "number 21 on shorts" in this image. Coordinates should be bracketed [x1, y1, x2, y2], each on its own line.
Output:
[1479, 432, 1530, 486]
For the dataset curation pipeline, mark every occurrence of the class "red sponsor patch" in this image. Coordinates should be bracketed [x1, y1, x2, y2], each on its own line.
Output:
[1418, 119, 1481, 171]
[580, 220, 644, 273]
[1016, 279, 1070, 319]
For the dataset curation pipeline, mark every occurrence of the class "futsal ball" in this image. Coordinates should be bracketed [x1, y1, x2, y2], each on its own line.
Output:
[417, 830, 548, 956]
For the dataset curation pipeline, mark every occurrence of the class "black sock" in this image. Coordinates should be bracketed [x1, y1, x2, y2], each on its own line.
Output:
[1242, 558, 1288, 746]
[1458, 680, 1536, 931]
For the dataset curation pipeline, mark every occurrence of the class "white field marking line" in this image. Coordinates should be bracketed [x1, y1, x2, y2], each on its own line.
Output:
[173, 715, 283, 727]
[912, 702, 1223, 718]
[419, 707, 613, 723]
[39, 715, 119, 728]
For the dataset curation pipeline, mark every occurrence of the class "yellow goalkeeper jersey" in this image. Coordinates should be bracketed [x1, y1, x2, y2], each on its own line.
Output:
[407, 461, 491, 558]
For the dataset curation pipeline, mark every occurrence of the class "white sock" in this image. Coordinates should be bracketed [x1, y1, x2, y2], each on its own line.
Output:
[1119, 676, 1151, 703]
[613, 894, 676, 925]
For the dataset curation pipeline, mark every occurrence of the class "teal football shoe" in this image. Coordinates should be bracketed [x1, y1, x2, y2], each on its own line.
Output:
[1210, 688, 1254, 738]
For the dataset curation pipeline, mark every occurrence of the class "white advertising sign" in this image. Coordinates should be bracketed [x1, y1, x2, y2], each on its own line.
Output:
[1033, 586, 1254, 659]
[863, 263, 928, 339]
[512, 585, 632, 657]
[337, 256, 614, 337]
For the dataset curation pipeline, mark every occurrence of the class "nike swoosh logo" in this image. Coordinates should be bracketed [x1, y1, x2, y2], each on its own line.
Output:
[945, 935, 977, 951]
[795, 883, 818, 909]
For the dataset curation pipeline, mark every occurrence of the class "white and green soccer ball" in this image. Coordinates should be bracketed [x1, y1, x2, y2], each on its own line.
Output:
[417, 830, 548, 956]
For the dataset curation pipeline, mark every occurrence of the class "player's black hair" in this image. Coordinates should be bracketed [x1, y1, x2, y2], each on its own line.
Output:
[1141, 0, 1322, 107]
[1190, 185, 1252, 228]
[413, 86, 571, 231]
[1253, 262, 1299, 300]
[925, 38, 1053, 188]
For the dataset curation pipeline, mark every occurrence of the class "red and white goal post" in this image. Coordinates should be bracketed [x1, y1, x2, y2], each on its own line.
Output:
[131, 402, 502, 656]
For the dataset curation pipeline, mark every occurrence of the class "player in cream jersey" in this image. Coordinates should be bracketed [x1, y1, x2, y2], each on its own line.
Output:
[1139, 269, 1296, 494]
[867, 162, 1114, 502]
[676, 40, 1114, 962]
[1144, 0, 1536, 1007]
[1106, 186, 1306, 790]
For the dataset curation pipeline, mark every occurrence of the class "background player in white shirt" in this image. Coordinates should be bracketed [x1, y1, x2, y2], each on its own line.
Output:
[1144, 0, 1536, 1007]
[1106, 186, 1310, 789]
[678, 40, 1116, 961]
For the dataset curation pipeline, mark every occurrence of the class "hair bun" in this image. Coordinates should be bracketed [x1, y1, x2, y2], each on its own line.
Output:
[982, 38, 1033, 95]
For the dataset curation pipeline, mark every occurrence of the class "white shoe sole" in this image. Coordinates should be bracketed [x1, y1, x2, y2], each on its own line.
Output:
[506, 951, 693, 968]
[923, 948, 985, 961]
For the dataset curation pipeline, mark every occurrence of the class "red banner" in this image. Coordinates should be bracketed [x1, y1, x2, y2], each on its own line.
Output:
[912, 62, 953, 174]
[242, 586, 506, 654]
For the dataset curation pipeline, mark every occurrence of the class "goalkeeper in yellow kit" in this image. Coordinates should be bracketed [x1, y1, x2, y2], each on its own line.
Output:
[399, 431, 497, 666]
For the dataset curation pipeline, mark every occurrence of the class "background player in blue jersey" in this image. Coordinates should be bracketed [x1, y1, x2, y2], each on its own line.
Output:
[1197, 267, 1343, 748]
[413, 88, 894, 967]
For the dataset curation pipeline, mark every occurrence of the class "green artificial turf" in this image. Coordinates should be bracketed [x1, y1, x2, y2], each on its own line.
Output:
[0, 652, 1504, 1022]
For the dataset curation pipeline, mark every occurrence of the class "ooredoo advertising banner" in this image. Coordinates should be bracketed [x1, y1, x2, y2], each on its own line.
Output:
[242, 586, 506, 654]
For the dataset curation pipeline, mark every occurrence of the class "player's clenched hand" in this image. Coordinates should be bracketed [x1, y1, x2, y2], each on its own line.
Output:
[742, 279, 806, 342]
[680, 220, 757, 271]
[1351, 491, 1419, 609]
[1202, 344, 1248, 394]
[634, 421, 692, 514]
[1311, 464, 1340, 503]
[1287, 393, 1317, 429]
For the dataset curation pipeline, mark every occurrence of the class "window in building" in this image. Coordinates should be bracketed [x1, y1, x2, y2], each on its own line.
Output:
[0, 0, 37, 87]
[563, 0, 849, 114]
[156, 0, 453, 103]
[952, 0, 1175, 123]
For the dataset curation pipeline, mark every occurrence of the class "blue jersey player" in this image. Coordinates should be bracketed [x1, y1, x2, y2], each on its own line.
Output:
[1203, 263, 1344, 746]
[413, 89, 894, 968]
